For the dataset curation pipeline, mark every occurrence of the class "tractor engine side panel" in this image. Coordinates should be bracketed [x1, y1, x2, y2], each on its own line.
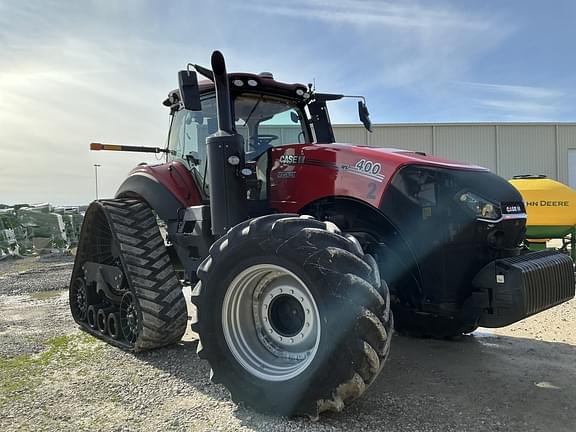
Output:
[268, 145, 397, 212]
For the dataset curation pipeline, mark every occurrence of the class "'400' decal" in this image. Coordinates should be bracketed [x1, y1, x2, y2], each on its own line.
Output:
[348, 159, 385, 183]
[355, 159, 382, 175]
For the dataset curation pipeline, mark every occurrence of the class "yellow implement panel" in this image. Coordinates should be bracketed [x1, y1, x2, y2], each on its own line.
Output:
[509, 178, 576, 227]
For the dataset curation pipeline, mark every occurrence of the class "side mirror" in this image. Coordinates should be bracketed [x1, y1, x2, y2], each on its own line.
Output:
[290, 111, 300, 123]
[358, 101, 372, 132]
[178, 70, 202, 111]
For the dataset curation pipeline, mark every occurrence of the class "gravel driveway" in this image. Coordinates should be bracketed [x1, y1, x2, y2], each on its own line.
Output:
[1, 256, 575, 432]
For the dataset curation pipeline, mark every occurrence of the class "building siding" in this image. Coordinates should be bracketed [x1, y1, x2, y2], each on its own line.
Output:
[368, 126, 433, 154]
[497, 125, 556, 180]
[434, 125, 497, 171]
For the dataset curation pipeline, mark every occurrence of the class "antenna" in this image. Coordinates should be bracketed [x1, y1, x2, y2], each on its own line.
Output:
[308, 78, 316, 93]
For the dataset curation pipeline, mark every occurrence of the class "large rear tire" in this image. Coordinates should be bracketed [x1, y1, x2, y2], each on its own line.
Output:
[192, 214, 392, 417]
[69, 199, 187, 350]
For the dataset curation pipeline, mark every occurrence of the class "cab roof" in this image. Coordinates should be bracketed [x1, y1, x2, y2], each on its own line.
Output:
[164, 72, 309, 108]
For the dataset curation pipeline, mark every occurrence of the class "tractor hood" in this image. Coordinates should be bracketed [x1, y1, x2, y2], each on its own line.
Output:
[269, 142, 502, 213]
[325, 143, 487, 172]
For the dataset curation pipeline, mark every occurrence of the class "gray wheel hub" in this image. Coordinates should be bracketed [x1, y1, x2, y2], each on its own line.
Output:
[222, 264, 321, 382]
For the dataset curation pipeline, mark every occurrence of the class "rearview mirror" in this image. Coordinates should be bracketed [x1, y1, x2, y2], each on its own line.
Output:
[178, 70, 202, 111]
[358, 101, 372, 132]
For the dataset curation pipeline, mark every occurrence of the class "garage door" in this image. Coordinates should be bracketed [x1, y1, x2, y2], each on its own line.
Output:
[569, 149, 576, 189]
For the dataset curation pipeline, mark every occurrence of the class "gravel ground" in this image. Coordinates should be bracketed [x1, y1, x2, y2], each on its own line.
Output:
[1, 256, 575, 432]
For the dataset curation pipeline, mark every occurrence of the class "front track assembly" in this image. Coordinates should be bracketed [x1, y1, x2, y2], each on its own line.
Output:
[69, 199, 187, 351]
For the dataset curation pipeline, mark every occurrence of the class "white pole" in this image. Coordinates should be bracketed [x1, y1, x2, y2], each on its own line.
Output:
[94, 164, 101, 200]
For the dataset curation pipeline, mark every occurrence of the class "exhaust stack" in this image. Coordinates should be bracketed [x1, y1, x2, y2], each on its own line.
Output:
[206, 50, 248, 236]
[211, 51, 234, 135]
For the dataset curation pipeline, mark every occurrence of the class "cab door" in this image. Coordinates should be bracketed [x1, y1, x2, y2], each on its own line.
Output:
[167, 95, 218, 200]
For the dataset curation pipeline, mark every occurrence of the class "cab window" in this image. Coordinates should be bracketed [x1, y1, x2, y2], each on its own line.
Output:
[168, 96, 217, 178]
[234, 94, 308, 160]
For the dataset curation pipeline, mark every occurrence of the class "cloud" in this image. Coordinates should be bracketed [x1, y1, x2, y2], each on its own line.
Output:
[241, 0, 491, 30]
[459, 82, 564, 99]
[454, 81, 567, 120]
[239, 0, 510, 90]
[480, 100, 558, 117]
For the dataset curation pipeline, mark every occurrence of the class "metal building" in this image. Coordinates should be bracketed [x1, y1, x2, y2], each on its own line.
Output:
[332, 123, 576, 188]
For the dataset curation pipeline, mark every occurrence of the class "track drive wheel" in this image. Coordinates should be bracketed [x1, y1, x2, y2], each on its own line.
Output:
[69, 199, 187, 350]
[192, 214, 393, 418]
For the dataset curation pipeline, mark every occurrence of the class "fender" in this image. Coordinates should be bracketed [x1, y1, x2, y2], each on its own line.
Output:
[115, 161, 202, 222]
[299, 196, 424, 305]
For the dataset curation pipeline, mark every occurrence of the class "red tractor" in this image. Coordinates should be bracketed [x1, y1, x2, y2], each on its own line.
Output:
[70, 51, 574, 417]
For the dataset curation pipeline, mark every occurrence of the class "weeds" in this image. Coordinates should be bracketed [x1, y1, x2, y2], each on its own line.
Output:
[0, 333, 101, 407]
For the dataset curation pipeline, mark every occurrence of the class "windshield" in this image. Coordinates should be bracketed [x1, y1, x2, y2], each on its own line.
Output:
[233, 94, 309, 158]
[167, 93, 310, 195]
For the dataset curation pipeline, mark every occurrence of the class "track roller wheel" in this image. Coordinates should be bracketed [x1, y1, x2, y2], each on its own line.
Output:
[120, 292, 139, 344]
[192, 214, 393, 418]
[107, 313, 121, 340]
[96, 308, 114, 334]
[70, 277, 89, 322]
[87, 305, 98, 330]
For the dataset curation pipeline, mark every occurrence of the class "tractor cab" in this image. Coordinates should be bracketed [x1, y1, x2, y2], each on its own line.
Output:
[163, 70, 370, 203]
[164, 77, 310, 200]
[165, 73, 313, 157]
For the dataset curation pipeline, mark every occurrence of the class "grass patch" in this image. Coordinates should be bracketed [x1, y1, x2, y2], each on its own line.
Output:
[0, 257, 38, 276]
[30, 290, 65, 301]
[0, 333, 102, 407]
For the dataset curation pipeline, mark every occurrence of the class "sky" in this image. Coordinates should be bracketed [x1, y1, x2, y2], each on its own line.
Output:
[1, 0, 576, 205]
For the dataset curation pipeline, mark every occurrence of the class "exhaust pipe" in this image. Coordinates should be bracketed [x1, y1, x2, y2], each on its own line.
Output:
[206, 50, 248, 236]
[212, 51, 234, 135]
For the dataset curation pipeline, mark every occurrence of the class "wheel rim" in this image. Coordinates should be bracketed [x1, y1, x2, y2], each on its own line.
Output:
[71, 277, 88, 321]
[222, 264, 321, 382]
[120, 292, 139, 344]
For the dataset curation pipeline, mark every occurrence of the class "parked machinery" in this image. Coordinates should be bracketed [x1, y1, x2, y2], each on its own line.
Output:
[510, 175, 576, 259]
[69, 51, 574, 417]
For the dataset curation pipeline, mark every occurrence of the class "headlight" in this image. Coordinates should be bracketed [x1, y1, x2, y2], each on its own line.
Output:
[458, 191, 502, 221]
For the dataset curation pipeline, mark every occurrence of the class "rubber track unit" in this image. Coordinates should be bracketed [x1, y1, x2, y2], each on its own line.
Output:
[191, 214, 393, 418]
[70, 198, 187, 351]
